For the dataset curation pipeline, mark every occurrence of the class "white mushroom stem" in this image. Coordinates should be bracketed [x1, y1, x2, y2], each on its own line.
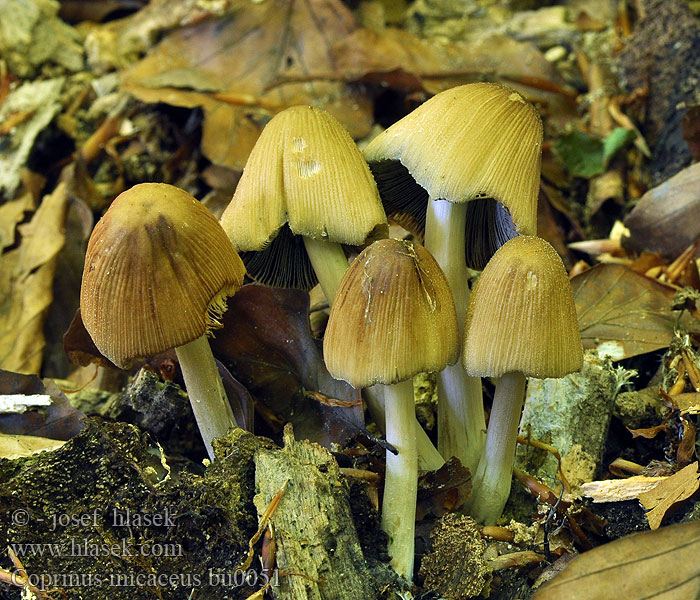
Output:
[365, 385, 445, 472]
[175, 335, 237, 461]
[467, 371, 527, 525]
[424, 198, 486, 474]
[303, 237, 350, 306]
[381, 378, 418, 580]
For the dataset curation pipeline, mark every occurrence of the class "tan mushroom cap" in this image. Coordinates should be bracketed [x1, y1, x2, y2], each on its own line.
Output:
[324, 239, 459, 388]
[80, 183, 246, 369]
[364, 82, 543, 237]
[220, 105, 386, 251]
[462, 235, 582, 379]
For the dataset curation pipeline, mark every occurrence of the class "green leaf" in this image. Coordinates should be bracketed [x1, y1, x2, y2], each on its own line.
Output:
[553, 130, 604, 178]
[603, 127, 636, 165]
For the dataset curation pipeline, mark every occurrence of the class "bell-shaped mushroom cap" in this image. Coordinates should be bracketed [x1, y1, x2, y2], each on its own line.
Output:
[364, 83, 542, 255]
[324, 239, 459, 388]
[220, 105, 386, 262]
[462, 235, 582, 379]
[81, 183, 246, 369]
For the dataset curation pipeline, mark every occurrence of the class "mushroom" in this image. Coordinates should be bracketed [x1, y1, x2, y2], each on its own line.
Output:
[364, 82, 543, 474]
[462, 235, 582, 524]
[220, 105, 387, 305]
[80, 183, 246, 460]
[324, 238, 459, 579]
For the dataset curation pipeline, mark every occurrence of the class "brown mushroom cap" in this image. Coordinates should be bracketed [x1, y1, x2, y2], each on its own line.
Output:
[324, 239, 459, 388]
[80, 183, 245, 368]
[462, 235, 582, 379]
[219, 105, 386, 288]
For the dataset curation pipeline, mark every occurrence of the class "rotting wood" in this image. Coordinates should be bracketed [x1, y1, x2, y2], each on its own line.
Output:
[254, 424, 378, 600]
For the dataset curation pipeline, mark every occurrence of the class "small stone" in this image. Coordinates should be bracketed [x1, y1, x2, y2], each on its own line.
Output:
[545, 45, 567, 63]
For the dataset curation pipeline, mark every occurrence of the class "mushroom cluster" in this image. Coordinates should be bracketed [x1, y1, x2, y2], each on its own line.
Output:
[220, 104, 445, 472]
[77, 83, 581, 585]
[364, 83, 543, 475]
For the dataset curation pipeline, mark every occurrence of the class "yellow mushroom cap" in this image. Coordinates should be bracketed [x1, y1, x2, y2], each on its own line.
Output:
[80, 183, 246, 368]
[462, 235, 582, 379]
[221, 105, 386, 251]
[324, 239, 459, 388]
[364, 82, 542, 238]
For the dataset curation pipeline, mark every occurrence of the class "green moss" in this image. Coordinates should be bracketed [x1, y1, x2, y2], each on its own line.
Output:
[0, 421, 263, 600]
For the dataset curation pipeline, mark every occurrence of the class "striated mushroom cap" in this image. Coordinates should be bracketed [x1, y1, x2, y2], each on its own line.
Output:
[364, 83, 542, 268]
[462, 235, 582, 379]
[324, 239, 459, 388]
[220, 105, 386, 288]
[81, 183, 245, 368]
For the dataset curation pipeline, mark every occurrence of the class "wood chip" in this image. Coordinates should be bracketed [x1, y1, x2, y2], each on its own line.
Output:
[580, 476, 665, 503]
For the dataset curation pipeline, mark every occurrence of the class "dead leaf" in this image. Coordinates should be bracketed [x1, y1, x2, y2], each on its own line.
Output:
[210, 285, 364, 448]
[678, 416, 697, 465]
[0, 432, 65, 459]
[673, 392, 700, 412]
[331, 28, 566, 96]
[121, 0, 372, 170]
[0, 370, 85, 440]
[623, 162, 700, 259]
[0, 184, 69, 374]
[303, 390, 362, 409]
[0, 78, 65, 196]
[627, 424, 671, 439]
[638, 462, 700, 530]
[416, 457, 471, 519]
[572, 264, 691, 360]
[62, 308, 115, 368]
[533, 520, 700, 600]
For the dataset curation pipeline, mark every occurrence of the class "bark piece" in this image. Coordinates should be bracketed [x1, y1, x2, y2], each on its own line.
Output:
[254, 425, 378, 600]
[617, 0, 700, 183]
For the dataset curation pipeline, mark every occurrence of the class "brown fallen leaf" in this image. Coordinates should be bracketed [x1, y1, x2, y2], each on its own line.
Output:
[303, 390, 362, 409]
[628, 424, 671, 439]
[210, 285, 364, 448]
[0, 370, 85, 440]
[638, 462, 700, 530]
[624, 162, 700, 259]
[533, 520, 700, 600]
[121, 0, 372, 170]
[331, 28, 567, 97]
[416, 457, 471, 519]
[572, 264, 691, 360]
[0, 184, 69, 374]
[672, 392, 700, 412]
